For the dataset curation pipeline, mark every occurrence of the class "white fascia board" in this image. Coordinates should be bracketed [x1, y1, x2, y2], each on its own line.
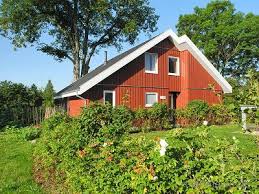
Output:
[179, 35, 232, 93]
[166, 30, 231, 93]
[75, 28, 231, 95]
[54, 91, 78, 99]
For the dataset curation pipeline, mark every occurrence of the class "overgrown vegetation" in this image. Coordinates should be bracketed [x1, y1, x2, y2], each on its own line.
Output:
[224, 70, 259, 127]
[33, 102, 258, 193]
[176, 100, 237, 127]
[0, 81, 43, 129]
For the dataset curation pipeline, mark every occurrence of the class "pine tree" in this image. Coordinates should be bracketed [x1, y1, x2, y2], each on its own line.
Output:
[43, 80, 55, 118]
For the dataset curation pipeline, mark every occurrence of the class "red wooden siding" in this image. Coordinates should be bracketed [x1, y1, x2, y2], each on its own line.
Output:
[68, 97, 85, 116]
[67, 38, 223, 116]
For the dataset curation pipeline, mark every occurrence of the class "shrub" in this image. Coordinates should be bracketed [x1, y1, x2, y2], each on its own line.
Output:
[134, 103, 172, 131]
[134, 108, 150, 132]
[21, 127, 41, 141]
[0, 81, 43, 128]
[176, 100, 209, 127]
[207, 104, 237, 125]
[41, 112, 71, 131]
[187, 100, 209, 120]
[34, 125, 258, 193]
[109, 105, 134, 136]
[78, 102, 134, 141]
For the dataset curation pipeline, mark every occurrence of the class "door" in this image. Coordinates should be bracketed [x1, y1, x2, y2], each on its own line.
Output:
[169, 92, 179, 109]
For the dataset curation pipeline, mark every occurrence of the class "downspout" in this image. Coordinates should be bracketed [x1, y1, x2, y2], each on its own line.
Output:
[76, 91, 87, 107]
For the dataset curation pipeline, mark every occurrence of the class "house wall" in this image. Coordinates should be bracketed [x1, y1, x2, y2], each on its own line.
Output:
[67, 38, 223, 116]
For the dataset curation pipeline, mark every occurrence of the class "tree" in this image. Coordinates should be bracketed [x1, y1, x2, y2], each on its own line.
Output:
[176, 0, 259, 79]
[43, 80, 55, 108]
[0, 81, 43, 128]
[0, 0, 158, 81]
[43, 80, 55, 118]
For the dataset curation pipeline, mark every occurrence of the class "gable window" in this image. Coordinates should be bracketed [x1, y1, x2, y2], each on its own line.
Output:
[145, 92, 158, 107]
[103, 90, 115, 107]
[145, 52, 158, 74]
[168, 57, 180, 76]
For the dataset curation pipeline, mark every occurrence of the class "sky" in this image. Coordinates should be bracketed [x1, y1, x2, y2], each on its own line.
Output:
[0, 0, 258, 91]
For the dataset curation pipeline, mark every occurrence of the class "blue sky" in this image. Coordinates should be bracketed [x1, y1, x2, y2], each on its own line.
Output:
[0, 0, 258, 91]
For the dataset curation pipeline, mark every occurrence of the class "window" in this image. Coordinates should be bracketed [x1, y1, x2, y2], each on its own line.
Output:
[145, 92, 158, 107]
[145, 53, 158, 73]
[168, 57, 180, 75]
[103, 90, 115, 107]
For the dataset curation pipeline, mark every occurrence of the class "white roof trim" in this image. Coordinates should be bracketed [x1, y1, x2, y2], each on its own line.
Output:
[54, 91, 77, 99]
[59, 29, 232, 98]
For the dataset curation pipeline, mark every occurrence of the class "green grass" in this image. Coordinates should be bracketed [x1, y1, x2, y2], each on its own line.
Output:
[0, 125, 257, 194]
[0, 132, 43, 194]
[132, 125, 258, 156]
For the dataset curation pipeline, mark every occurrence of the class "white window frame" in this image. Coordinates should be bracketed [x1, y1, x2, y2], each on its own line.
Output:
[145, 52, 158, 74]
[145, 92, 158, 107]
[168, 56, 180, 76]
[103, 90, 115, 107]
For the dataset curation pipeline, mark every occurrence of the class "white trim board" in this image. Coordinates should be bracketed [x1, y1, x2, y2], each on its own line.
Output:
[103, 90, 116, 107]
[57, 29, 232, 99]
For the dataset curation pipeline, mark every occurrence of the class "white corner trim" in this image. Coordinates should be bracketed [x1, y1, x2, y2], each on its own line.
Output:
[58, 28, 231, 99]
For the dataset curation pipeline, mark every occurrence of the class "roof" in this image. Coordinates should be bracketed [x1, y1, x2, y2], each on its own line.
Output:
[55, 29, 232, 99]
[55, 36, 157, 97]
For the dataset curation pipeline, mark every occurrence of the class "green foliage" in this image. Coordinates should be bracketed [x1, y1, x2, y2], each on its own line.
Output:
[187, 100, 209, 119]
[79, 102, 134, 141]
[134, 103, 172, 132]
[224, 70, 259, 125]
[177, 0, 259, 78]
[0, 81, 43, 128]
[34, 122, 258, 193]
[176, 100, 237, 127]
[21, 127, 41, 141]
[41, 112, 71, 131]
[176, 100, 209, 127]
[207, 104, 237, 125]
[43, 80, 55, 108]
[0, 0, 158, 79]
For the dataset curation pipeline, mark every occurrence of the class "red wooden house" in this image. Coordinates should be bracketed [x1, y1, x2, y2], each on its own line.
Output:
[55, 29, 232, 116]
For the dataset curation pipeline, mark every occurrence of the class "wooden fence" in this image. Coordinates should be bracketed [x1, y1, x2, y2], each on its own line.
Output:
[5, 106, 66, 127]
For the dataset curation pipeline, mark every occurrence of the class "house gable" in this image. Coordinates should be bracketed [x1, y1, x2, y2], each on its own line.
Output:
[55, 29, 232, 100]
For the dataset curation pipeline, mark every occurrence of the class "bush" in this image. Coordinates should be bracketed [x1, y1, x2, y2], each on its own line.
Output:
[134, 103, 172, 132]
[176, 100, 209, 127]
[176, 101, 237, 127]
[41, 112, 71, 131]
[21, 127, 41, 141]
[34, 124, 258, 193]
[0, 81, 43, 128]
[78, 102, 134, 140]
[207, 104, 237, 125]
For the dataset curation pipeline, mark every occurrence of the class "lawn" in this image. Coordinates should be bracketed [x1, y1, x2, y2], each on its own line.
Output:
[0, 132, 43, 194]
[132, 124, 258, 156]
[0, 124, 257, 193]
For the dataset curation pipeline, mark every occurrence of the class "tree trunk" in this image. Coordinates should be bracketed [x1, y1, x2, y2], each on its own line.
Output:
[73, 59, 80, 81]
[81, 58, 90, 77]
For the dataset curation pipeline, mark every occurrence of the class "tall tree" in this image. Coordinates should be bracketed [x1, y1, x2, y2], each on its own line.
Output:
[176, 0, 259, 78]
[43, 80, 55, 118]
[43, 80, 55, 108]
[0, 0, 158, 81]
